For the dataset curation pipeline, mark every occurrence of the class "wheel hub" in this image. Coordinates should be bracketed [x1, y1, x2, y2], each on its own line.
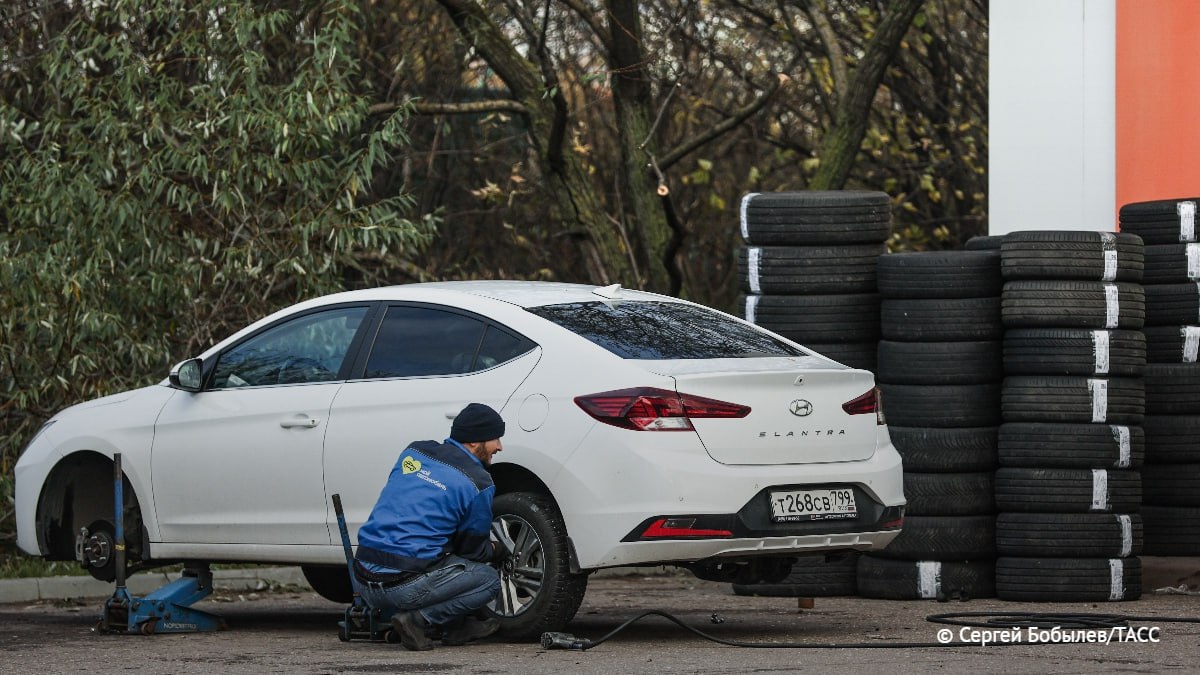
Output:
[78, 527, 114, 570]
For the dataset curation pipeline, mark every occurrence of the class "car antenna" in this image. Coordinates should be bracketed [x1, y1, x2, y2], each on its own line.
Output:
[592, 284, 623, 300]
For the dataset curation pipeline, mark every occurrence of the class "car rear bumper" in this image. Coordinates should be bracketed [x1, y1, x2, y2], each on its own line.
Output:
[552, 425, 906, 569]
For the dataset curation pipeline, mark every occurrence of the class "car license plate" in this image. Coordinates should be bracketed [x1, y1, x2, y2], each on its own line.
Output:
[769, 488, 857, 522]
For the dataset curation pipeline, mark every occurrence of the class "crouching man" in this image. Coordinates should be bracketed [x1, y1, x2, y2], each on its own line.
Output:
[353, 403, 507, 650]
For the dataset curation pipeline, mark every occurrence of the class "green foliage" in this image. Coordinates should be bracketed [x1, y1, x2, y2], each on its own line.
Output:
[0, 0, 434, 548]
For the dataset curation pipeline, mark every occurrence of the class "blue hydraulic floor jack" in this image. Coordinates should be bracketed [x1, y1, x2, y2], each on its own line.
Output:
[97, 454, 225, 635]
[333, 493, 397, 642]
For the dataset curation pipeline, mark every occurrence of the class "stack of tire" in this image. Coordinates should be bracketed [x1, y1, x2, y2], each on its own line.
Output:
[736, 191, 889, 372]
[995, 230, 1146, 602]
[732, 190, 889, 598]
[857, 250, 1003, 600]
[1121, 197, 1200, 557]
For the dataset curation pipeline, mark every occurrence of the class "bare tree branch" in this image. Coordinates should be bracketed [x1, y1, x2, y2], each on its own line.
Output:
[370, 100, 530, 116]
[659, 75, 784, 172]
[796, 0, 848, 99]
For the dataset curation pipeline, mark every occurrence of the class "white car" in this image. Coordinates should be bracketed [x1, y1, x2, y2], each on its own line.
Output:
[15, 281, 904, 638]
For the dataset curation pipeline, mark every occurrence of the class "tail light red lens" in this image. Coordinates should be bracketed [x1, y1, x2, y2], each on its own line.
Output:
[575, 387, 750, 431]
[843, 387, 885, 425]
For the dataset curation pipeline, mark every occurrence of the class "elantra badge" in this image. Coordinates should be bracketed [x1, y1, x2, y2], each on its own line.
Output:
[789, 399, 813, 416]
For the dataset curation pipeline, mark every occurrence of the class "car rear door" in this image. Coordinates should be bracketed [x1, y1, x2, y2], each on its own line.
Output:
[321, 303, 539, 536]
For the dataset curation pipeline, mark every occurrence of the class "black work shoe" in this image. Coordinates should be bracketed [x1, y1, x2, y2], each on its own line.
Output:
[391, 610, 435, 651]
[441, 616, 501, 646]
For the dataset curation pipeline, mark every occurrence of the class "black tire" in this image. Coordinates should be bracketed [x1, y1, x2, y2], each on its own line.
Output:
[1001, 280, 1145, 329]
[732, 553, 858, 597]
[488, 493, 587, 640]
[994, 468, 1141, 513]
[1144, 244, 1200, 284]
[1143, 415, 1200, 464]
[1145, 283, 1200, 326]
[876, 340, 1002, 385]
[1143, 363, 1200, 414]
[1002, 329, 1145, 377]
[877, 250, 1002, 299]
[887, 426, 998, 473]
[1143, 325, 1200, 363]
[995, 557, 1142, 601]
[1001, 375, 1144, 425]
[995, 513, 1142, 558]
[902, 472, 994, 516]
[1141, 464, 1200, 507]
[1141, 505, 1200, 555]
[878, 383, 1001, 428]
[739, 191, 891, 245]
[802, 342, 879, 371]
[875, 515, 996, 561]
[737, 244, 885, 294]
[964, 235, 1004, 250]
[302, 565, 354, 604]
[742, 293, 880, 344]
[1000, 231, 1144, 282]
[880, 297, 1003, 341]
[1120, 197, 1200, 245]
[856, 556, 995, 600]
[998, 422, 1143, 469]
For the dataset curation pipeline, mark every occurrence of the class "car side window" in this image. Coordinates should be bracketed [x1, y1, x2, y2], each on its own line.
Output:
[364, 306, 533, 378]
[475, 325, 532, 370]
[210, 306, 369, 389]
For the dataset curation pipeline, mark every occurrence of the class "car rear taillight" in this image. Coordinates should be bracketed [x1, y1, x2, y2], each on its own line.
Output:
[843, 387, 885, 425]
[574, 387, 750, 431]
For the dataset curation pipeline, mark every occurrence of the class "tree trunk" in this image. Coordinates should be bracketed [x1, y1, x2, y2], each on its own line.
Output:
[809, 0, 924, 190]
[605, 0, 673, 292]
[434, 0, 637, 285]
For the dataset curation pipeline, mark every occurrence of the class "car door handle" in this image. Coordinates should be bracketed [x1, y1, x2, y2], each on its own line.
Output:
[280, 415, 320, 429]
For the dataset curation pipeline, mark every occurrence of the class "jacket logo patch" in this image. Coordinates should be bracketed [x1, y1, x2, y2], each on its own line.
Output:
[402, 457, 422, 475]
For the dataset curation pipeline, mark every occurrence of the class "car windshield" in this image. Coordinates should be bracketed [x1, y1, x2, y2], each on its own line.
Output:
[526, 300, 807, 359]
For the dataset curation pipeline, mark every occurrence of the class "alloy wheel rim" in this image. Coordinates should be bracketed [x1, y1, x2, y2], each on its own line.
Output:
[489, 514, 545, 617]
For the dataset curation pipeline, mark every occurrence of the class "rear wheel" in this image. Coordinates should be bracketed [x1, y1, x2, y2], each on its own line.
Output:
[487, 492, 587, 641]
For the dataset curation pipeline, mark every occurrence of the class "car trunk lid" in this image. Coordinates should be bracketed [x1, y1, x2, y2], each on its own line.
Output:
[649, 358, 879, 465]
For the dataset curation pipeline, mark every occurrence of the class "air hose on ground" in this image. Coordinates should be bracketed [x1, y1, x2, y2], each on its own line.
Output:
[539, 609, 1200, 651]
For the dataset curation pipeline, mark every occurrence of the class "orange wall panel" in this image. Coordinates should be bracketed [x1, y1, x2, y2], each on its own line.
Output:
[1116, 0, 1200, 213]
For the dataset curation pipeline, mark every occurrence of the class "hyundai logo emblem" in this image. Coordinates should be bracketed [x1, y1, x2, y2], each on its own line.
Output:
[789, 399, 813, 417]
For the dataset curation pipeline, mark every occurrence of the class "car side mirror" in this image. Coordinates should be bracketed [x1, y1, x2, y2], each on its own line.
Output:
[169, 358, 204, 392]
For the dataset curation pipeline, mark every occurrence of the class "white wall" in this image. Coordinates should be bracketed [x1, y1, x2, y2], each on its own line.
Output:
[989, 0, 1116, 234]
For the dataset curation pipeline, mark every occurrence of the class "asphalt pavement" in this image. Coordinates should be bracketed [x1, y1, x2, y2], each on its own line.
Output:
[2, 560, 1200, 674]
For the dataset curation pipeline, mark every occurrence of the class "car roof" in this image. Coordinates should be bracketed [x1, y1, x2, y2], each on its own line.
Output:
[320, 280, 677, 309]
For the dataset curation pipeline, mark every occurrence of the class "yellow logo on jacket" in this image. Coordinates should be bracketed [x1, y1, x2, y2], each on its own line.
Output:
[402, 456, 421, 475]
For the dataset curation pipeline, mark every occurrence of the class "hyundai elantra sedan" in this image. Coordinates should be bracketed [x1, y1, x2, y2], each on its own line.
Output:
[15, 281, 904, 639]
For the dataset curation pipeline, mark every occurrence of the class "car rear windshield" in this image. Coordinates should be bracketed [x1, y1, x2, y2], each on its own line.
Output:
[527, 301, 807, 359]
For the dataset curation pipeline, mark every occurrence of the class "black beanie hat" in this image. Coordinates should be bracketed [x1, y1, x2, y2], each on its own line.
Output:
[450, 403, 506, 443]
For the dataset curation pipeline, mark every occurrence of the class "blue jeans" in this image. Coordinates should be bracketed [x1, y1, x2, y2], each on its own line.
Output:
[353, 556, 501, 627]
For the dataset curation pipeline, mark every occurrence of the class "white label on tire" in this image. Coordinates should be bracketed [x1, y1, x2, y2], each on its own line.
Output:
[739, 193, 759, 242]
[1188, 243, 1200, 279]
[1109, 559, 1125, 600]
[744, 294, 759, 324]
[1178, 201, 1197, 242]
[1092, 468, 1110, 511]
[1110, 425, 1132, 468]
[748, 247, 762, 293]
[1184, 326, 1200, 363]
[1089, 379, 1109, 423]
[1092, 330, 1110, 374]
[1104, 284, 1119, 328]
[917, 561, 941, 599]
[1117, 514, 1133, 558]
[1102, 250, 1118, 281]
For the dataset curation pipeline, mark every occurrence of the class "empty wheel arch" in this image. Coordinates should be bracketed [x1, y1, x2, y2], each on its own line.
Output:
[36, 451, 147, 581]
